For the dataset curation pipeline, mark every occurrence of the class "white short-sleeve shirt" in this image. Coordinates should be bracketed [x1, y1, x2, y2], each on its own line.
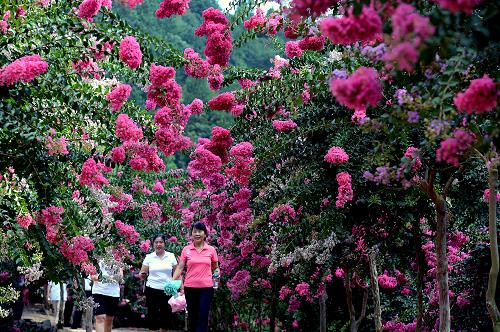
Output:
[92, 261, 120, 298]
[143, 251, 177, 290]
[48, 281, 67, 301]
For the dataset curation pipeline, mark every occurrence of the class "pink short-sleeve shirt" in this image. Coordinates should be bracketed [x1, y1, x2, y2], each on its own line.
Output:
[180, 243, 218, 288]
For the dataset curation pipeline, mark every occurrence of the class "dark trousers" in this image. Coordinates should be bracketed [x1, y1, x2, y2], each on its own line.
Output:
[71, 290, 92, 329]
[145, 286, 173, 330]
[184, 287, 214, 332]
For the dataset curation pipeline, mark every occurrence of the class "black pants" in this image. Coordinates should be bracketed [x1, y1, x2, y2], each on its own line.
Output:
[184, 287, 214, 332]
[71, 290, 92, 328]
[145, 286, 173, 330]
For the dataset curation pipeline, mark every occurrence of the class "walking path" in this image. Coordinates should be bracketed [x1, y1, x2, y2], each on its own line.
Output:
[21, 304, 149, 332]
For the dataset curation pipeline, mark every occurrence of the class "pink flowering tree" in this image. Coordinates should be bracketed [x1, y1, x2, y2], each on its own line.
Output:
[1, 0, 499, 331]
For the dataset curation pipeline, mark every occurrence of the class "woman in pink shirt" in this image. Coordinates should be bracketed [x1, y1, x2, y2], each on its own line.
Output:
[173, 222, 219, 332]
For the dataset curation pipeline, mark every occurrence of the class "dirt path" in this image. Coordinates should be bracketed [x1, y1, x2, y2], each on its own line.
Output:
[21, 304, 150, 332]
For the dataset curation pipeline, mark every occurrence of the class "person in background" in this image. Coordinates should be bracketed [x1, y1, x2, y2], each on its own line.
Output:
[172, 222, 219, 332]
[91, 260, 123, 332]
[71, 276, 92, 329]
[139, 234, 177, 332]
[47, 280, 67, 326]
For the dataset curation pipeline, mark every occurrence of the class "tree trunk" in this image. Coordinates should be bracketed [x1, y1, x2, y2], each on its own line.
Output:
[320, 291, 327, 332]
[345, 271, 356, 331]
[422, 170, 451, 332]
[269, 277, 277, 332]
[368, 249, 382, 332]
[58, 283, 64, 330]
[413, 217, 425, 332]
[345, 271, 368, 332]
[486, 167, 500, 331]
[435, 195, 450, 332]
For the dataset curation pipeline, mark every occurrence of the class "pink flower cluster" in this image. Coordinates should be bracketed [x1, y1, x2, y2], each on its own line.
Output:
[125, 141, 166, 173]
[320, 7, 382, 45]
[106, 84, 132, 111]
[244, 8, 267, 30]
[141, 200, 162, 221]
[401, 146, 422, 173]
[16, 214, 34, 229]
[295, 282, 311, 297]
[183, 48, 209, 78]
[284, 35, 325, 59]
[119, 36, 142, 69]
[269, 204, 296, 223]
[188, 146, 222, 180]
[115, 220, 139, 244]
[205, 126, 234, 163]
[111, 146, 125, 164]
[37, 206, 64, 226]
[45, 131, 69, 156]
[71, 58, 102, 80]
[383, 321, 417, 332]
[330, 67, 382, 112]
[285, 41, 303, 58]
[140, 239, 151, 252]
[60, 236, 94, 265]
[436, 129, 475, 167]
[324, 146, 349, 164]
[195, 8, 232, 67]
[279, 286, 293, 300]
[78, 0, 102, 21]
[225, 142, 255, 186]
[0, 54, 48, 87]
[208, 92, 235, 111]
[290, 0, 334, 17]
[208, 64, 224, 91]
[147, 64, 182, 108]
[435, 0, 483, 14]
[483, 189, 500, 202]
[115, 114, 143, 142]
[79, 158, 110, 188]
[156, 0, 190, 18]
[227, 269, 251, 300]
[336, 172, 353, 208]
[186, 98, 204, 115]
[454, 75, 497, 115]
[155, 126, 191, 157]
[384, 4, 435, 71]
[121, 0, 145, 9]
[378, 271, 398, 289]
[272, 119, 297, 132]
[110, 192, 133, 213]
[244, 9, 283, 36]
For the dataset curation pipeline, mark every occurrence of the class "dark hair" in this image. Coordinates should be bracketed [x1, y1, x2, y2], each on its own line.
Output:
[191, 222, 208, 235]
[152, 234, 167, 243]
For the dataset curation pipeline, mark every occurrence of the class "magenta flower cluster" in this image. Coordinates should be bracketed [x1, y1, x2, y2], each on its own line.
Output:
[0, 54, 48, 87]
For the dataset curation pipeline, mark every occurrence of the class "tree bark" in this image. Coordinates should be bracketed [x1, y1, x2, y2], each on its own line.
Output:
[344, 271, 368, 332]
[435, 195, 450, 332]
[486, 167, 500, 331]
[320, 291, 328, 332]
[368, 249, 382, 332]
[413, 216, 425, 332]
[421, 169, 450, 332]
[58, 283, 64, 330]
[269, 276, 277, 332]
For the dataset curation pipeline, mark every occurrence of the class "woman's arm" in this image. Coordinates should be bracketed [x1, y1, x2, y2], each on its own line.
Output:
[211, 261, 219, 274]
[172, 261, 185, 280]
[139, 264, 149, 281]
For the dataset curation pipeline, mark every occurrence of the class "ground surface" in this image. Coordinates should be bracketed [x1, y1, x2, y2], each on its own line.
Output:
[21, 304, 151, 331]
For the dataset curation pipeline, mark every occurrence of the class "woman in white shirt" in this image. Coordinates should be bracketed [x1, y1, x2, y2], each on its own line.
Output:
[47, 281, 67, 326]
[91, 260, 123, 332]
[140, 234, 177, 332]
